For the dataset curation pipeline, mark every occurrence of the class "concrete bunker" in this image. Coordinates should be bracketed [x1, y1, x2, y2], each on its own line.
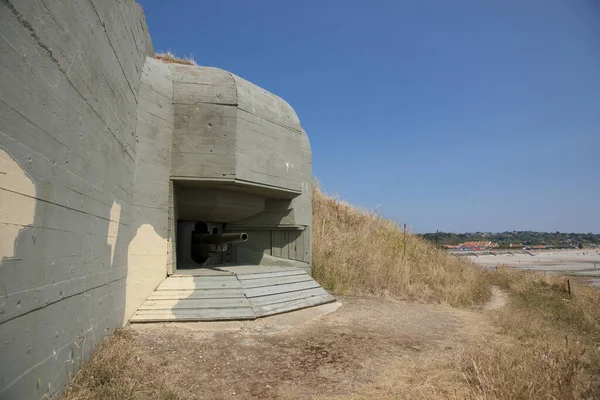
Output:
[127, 63, 334, 324]
[0, 1, 332, 396]
[167, 64, 314, 274]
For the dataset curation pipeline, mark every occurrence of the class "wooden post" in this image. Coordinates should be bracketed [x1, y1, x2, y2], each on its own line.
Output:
[403, 224, 407, 259]
[567, 279, 571, 296]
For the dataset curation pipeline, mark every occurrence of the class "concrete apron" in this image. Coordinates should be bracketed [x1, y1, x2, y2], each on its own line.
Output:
[130, 301, 342, 334]
[129, 265, 336, 323]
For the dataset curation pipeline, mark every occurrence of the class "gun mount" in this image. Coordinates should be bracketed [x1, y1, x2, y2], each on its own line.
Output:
[192, 232, 248, 245]
[177, 221, 250, 266]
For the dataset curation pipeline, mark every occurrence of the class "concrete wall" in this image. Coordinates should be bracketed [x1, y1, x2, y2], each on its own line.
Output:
[169, 64, 305, 194]
[171, 66, 237, 180]
[229, 127, 312, 270]
[0, 0, 152, 398]
[125, 57, 174, 320]
[169, 64, 312, 271]
[0, 1, 312, 397]
[233, 74, 304, 192]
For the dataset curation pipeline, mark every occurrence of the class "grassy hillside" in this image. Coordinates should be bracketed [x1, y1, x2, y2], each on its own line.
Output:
[312, 186, 491, 307]
[313, 185, 600, 399]
[460, 270, 600, 399]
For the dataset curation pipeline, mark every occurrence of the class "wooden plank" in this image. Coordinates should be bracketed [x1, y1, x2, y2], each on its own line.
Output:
[222, 266, 298, 275]
[254, 294, 336, 317]
[130, 308, 256, 322]
[305, 231, 312, 262]
[294, 231, 304, 262]
[148, 289, 245, 300]
[272, 230, 282, 257]
[156, 276, 241, 290]
[288, 231, 298, 260]
[282, 231, 289, 259]
[240, 274, 312, 289]
[138, 298, 251, 310]
[173, 269, 234, 276]
[165, 275, 239, 281]
[236, 270, 307, 281]
[249, 287, 329, 306]
[244, 280, 321, 298]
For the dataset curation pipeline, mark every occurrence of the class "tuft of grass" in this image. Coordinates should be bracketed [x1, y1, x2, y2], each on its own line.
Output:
[61, 329, 188, 400]
[155, 51, 197, 65]
[324, 356, 471, 400]
[312, 185, 491, 307]
[461, 336, 594, 399]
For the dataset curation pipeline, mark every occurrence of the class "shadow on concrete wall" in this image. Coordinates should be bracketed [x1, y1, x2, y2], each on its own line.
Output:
[0, 147, 167, 398]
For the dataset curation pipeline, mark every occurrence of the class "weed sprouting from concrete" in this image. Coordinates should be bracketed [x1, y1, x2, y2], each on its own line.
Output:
[155, 51, 197, 66]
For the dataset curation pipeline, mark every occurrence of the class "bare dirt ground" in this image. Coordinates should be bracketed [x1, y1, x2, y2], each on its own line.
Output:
[128, 296, 497, 400]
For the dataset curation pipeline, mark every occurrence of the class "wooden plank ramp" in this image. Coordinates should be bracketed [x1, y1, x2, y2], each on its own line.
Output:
[130, 265, 336, 323]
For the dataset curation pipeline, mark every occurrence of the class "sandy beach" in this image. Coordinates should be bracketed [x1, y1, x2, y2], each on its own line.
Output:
[466, 249, 600, 288]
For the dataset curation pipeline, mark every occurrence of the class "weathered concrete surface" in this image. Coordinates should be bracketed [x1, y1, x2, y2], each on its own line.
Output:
[131, 301, 342, 333]
[125, 57, 174, 320]
[1, 1, 316, 397]
[170, 65, 312, 271]
[129, 266, 335, 322]
[170, 64, 305, 193]
[0, 0, 152, 398]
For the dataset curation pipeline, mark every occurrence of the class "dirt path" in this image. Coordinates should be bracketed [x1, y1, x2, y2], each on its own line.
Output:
[482, 285, 509, 310]
[128, 296, 496, 399]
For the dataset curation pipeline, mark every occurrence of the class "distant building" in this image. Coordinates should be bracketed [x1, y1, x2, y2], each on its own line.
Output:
[460, 241, 499, 250]
[444, 244, 461, 250]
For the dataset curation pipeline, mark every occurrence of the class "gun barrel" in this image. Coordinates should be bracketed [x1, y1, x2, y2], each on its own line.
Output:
[193, 232, 249, 245]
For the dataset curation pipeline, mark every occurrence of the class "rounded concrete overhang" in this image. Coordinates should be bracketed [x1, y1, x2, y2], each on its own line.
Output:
[169, 64, 310, 199]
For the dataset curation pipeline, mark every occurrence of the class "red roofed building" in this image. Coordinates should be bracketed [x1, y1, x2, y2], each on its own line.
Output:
[461, 241, 499, 250]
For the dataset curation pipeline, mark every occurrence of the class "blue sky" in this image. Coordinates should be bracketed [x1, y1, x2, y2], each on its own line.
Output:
[140, 0, 600, 233]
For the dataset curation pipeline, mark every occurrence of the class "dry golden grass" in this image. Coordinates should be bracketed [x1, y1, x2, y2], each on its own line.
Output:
[460, 337, 594, 399]
[457, 269, 600, 399]
[312, 185, 491, 307]
[61, 329, 188, 400]
[324, 356, 471, 400]
[313, 185, 600, 399]
[155, 51, 197, 65]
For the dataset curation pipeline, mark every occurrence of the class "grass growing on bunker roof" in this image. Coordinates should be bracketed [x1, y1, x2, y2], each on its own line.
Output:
[155, 51, 197, 66]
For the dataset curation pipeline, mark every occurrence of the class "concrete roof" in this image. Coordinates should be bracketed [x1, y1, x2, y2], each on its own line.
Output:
[170, 64, 302, 132]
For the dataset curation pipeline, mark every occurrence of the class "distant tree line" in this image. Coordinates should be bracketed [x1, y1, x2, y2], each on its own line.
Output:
[421, 231, 600, 248]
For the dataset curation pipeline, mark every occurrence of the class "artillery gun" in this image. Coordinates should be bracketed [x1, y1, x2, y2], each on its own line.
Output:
[193, 232, 248, 245]
[183, 221, 249, 266]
